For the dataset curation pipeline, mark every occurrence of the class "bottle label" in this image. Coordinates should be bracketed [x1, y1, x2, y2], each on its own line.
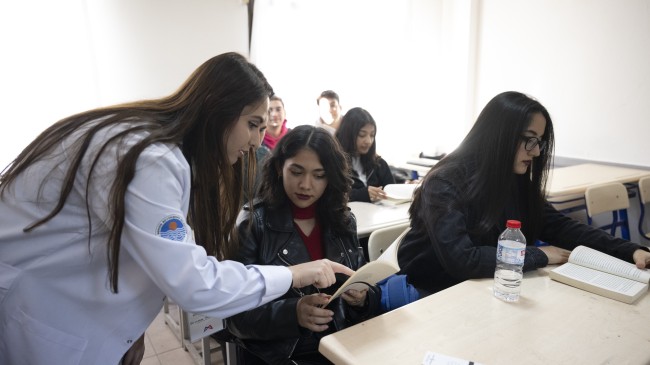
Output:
[496, 240, 525, 265]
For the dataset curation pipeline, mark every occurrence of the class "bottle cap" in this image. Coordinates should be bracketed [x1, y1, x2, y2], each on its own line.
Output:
[506, 220, 521, 229]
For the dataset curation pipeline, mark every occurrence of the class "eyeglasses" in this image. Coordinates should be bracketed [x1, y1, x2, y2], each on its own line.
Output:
[520, 136, 547, 152]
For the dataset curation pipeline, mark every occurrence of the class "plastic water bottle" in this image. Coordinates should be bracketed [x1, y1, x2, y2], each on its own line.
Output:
[493, 220, 526, 302]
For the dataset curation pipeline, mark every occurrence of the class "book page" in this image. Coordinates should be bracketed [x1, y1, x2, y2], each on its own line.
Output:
[380, 196, 411, 206]
[549, 263, 648, 304]
[554, 263, 647, 295]
[568, 246, 650, 283]
[325, 260, 399, 305]
[383, 184, 419, 203]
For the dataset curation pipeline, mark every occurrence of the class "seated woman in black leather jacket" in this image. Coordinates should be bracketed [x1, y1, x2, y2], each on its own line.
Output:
[227, 125, 381, 365]
[335, 107, 395, 203]
[398, 91, 650, 296]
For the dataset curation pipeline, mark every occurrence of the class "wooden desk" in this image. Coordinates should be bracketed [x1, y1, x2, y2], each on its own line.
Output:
[546, 163, 650, 213]
[319, 269, 650, 365]
[348, 201, 410, 238]
[394, 158, 438, 179]
[547, 163, 650, 199]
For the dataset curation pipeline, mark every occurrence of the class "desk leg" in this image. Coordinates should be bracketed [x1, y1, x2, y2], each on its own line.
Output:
[163, 298, 182, 342]
[180, 310, 220, 365]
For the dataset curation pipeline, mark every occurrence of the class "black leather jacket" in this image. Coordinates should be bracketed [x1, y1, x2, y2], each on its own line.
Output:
[226, 201, 381, 364]
[398, 160, 647, 295]
[349, 157, 395, 202]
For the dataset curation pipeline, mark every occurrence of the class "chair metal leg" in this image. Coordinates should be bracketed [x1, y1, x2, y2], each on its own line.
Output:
[610, 211, 619, 237]
[225, 341, 238, 365]
[619, 209, 630, 240]
[638, 187, 649, 240]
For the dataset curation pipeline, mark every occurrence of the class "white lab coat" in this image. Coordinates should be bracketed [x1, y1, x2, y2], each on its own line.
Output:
[0, 123, 291, 365]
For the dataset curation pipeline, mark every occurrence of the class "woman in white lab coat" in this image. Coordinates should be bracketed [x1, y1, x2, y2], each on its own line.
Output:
[0, 52, 352, 365]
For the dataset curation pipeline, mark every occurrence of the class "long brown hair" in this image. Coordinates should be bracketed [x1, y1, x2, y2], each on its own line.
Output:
[0, 52, 273, 292]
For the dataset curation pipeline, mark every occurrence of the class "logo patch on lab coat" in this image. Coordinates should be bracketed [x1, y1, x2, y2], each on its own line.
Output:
[156, 215, 187, 241]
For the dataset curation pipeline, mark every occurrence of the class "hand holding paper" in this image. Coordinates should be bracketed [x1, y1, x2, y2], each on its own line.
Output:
[289, 259, 355, 288]
[325, 259, 399, 306]
[297, 294, 334, 332]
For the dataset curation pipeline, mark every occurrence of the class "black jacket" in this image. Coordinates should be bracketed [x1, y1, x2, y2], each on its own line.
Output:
[349, 157, 395, 202]
[398, 161, 647, 295]
[226, 202, 381, 364]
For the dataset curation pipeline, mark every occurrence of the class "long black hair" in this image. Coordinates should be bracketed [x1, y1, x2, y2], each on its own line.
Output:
[258, 125, 353, 235]
[0, 52, 273, 292]
[335, 107, 379, 174]
[410, 91, 554, 242]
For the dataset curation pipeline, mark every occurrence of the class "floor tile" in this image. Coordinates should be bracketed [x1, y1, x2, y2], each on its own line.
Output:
[140, 355, 162, 365]
[144, 306, 225, 365]
[143, 333, 156, 359]
[157, 348, 195, 365]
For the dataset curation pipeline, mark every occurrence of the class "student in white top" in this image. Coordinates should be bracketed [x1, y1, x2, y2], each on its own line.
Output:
[0, 52, 352, 365]
[335, 107, 395, 203]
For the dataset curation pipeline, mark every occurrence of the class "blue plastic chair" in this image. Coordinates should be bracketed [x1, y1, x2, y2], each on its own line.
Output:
[585, 182, 630, 240]
[637, 176, 650, 241]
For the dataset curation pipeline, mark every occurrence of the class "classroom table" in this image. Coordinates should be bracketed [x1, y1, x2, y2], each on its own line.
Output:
[547, 163, 650, 200]
[348, 201, 410, 238]
[545, 163, 650, 214]
[395, 158, 438, 179]
[319, 268, 650, 365]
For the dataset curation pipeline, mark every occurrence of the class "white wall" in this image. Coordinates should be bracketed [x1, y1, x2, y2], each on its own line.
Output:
[2, 0, 649, 170]
[473, 0, 650, 167]
[250, 0, 650, 168]
[0, 0, 248, 169]
[250, 0, 471, 164]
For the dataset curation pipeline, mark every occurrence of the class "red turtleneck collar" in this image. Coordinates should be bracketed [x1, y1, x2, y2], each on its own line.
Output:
[290, 201, 316, 219]
[263, 120, 288, 150]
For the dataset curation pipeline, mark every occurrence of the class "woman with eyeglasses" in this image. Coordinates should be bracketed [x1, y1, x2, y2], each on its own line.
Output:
[397, 91, 650, 296]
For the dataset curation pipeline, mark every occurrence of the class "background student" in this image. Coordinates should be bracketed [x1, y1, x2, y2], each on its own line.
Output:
[315, 89, 343, 134]
[226, 125, 381, 365]
[335, 107, 395, 203]
[0, 52, 352, 365]
[264, 95, 291, 151]
[398, 91, 650, 296]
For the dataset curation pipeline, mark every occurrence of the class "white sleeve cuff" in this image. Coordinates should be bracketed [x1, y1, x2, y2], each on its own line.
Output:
[250, 264, 292, 303]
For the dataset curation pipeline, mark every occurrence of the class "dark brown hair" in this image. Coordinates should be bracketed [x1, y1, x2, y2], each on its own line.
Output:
[335, 107, 379, 174]
[0, 52, 274, 292]
[258, 125, 353, 235]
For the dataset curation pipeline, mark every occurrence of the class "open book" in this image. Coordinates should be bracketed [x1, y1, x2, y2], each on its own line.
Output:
[380, 183, 419, 206]
[548, 245, 650, 304]
[325, 257, 399, 306]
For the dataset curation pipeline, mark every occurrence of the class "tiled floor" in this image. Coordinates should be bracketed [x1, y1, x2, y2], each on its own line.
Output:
[142, 303, 225, 365]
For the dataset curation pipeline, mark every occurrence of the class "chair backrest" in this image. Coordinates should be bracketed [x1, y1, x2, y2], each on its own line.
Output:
[375, 226, 411, 265]
[639, 176, 650, 205]
[367, 223, 410, 261]
[585, 182, 629, 217]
